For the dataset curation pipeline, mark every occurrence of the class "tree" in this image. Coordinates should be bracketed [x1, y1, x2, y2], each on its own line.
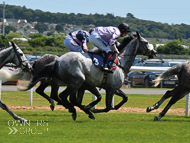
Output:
[34, 22, 46, 33]
[6, 32, 22, 40]
[29, 33, 43, 39]
[0, 35, 9, 48]
[5, 25, 17, 34]
[174, 31, 183, 42]
[126, 13, 135, 18]
[55, 24, 63, 31]
[157, 40, 188, 55]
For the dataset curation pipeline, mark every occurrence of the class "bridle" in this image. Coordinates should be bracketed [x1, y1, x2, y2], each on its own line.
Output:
[116, 37, 150, 73]
[12, 46, 31, 72]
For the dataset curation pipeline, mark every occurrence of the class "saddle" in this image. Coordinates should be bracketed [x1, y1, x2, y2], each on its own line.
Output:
[88, 50, 118, 72]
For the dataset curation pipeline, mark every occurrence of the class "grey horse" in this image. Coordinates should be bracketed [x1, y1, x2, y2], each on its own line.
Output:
[147, 61, 190, 121]
[46, 32, 157, 120]
[17, 54, 126, 120]
[0, 42, 32, 122]
[17, 35, 138, 120]
[17, 32, 157, 120]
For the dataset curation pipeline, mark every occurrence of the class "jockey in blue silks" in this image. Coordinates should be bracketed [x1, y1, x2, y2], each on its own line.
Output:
[64, 30, 90, 53]
[89, 23, 131, 73]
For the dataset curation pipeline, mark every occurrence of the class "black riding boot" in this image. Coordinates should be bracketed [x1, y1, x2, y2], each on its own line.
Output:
[102, 55, 113, 73]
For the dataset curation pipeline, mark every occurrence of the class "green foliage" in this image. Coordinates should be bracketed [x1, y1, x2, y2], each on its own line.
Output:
[5, 25, 17, 34]
[28, 36, 64, 48]
[29, 33, 43, 39]
[0, 35, 9, 48]
[34, 22, 47, 33]
[55, 24, 63, 31]
[1, 4, 190, 39]
[174, 31, 183, 42]
[6, 32, 22, 40]
[28, 36, 47, 47]
[157, 40, 189, 55]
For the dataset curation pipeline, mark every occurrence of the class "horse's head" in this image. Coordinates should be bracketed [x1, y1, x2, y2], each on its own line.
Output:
[136, 32, 157, 58]
[11, 42, 32, 72]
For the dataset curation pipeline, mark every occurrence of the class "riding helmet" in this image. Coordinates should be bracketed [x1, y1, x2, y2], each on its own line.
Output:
[118, 23, 130, 34]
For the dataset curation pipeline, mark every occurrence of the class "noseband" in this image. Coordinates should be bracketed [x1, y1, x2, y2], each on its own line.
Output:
[12, 46, 31, 71]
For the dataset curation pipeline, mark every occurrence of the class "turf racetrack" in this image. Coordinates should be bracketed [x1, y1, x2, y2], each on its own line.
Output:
[0, 91, 190, 142]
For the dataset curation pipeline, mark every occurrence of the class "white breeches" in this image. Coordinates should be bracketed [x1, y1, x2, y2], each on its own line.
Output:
[64, 35, 83, 53]
[89, 31, 111, 53]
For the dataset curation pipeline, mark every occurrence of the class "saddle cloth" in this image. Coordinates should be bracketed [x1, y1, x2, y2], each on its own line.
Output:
[88, 52, 118, 71]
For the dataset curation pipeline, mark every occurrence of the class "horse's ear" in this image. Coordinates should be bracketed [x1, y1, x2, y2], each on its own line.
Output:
[8, 41, 12, 46]
[11, 41, 16, 49]
[136, 31, 140, 39]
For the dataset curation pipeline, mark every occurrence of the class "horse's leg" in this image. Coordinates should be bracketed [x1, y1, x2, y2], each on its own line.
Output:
[58, 86, 78, 121]
[111, 89, 128, 110]
[49, 81, 72, 111]
[91, 89, 115, 113]
[79, 84, 102, 110]
[77, 89, 84, 105]
[36, 81, 55, 111]
[154, 89, 188, 121]
[146, 87, 179, 112]
[68, 91, 95, 120]
[0, 100, 27, 123]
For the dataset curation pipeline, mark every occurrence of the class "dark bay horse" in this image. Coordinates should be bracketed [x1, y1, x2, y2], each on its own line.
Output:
[0, 42, 32, 122]
[146, 61, 190, 120]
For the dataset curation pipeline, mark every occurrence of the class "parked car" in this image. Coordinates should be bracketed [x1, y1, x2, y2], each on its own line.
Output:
[133, 57, 142, 66]
[25, 55, 41, 62]
[127, 60, 178, 88]
[166, 61, 183, 67]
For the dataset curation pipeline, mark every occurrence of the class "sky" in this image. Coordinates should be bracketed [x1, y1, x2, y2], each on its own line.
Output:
[2, 0, 190, 25]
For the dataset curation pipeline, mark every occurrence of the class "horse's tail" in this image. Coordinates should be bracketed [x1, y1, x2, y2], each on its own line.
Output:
[153, 62, 186, 87]
[17, 76, 41, 91]
[0, 67, 25, 83]
[17, 61, 56, 91]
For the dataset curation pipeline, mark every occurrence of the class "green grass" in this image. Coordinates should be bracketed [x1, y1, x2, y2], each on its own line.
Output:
[1, 91, 186, 109]
[1, 110, 190, 143]
[0, 91, 189, 143]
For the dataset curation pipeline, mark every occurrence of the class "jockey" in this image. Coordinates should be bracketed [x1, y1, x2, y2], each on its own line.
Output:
[89, 23, 131, 72]
[64, 30, 90, 53]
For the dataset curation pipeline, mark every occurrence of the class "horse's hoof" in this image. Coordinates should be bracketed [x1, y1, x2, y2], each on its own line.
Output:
[19, 118, 27, 123]
[88, 114, 95, 120]
[84, 105, 91, 110]
[146, 107, 151, 112]
[154, 116, 159, 121]
[72, 113, 77, 121]
[50, 105, 55, 111]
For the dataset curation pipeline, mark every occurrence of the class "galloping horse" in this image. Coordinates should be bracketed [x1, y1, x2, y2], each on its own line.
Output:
[0, 42, 32, 122]
[46, 32, 156, 120]
[16, 35, 135, 119]
[17, 32, 157, 120]
[17, 54, 124, 120]
[147, 61, 190, 120]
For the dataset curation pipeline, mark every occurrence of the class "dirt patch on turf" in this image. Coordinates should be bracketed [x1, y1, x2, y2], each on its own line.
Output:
[5, 106, 185, 114]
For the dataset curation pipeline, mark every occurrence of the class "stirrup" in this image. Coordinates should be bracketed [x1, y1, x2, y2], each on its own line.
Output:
[102, 67, 113, 73]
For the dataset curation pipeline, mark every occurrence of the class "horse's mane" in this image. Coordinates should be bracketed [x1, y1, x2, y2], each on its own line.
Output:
[117, 36, 134, 52]
[0, 45, 11, 52]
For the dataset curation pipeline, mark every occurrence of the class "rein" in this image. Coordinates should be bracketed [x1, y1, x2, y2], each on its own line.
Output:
[12, 48, 24, 68]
